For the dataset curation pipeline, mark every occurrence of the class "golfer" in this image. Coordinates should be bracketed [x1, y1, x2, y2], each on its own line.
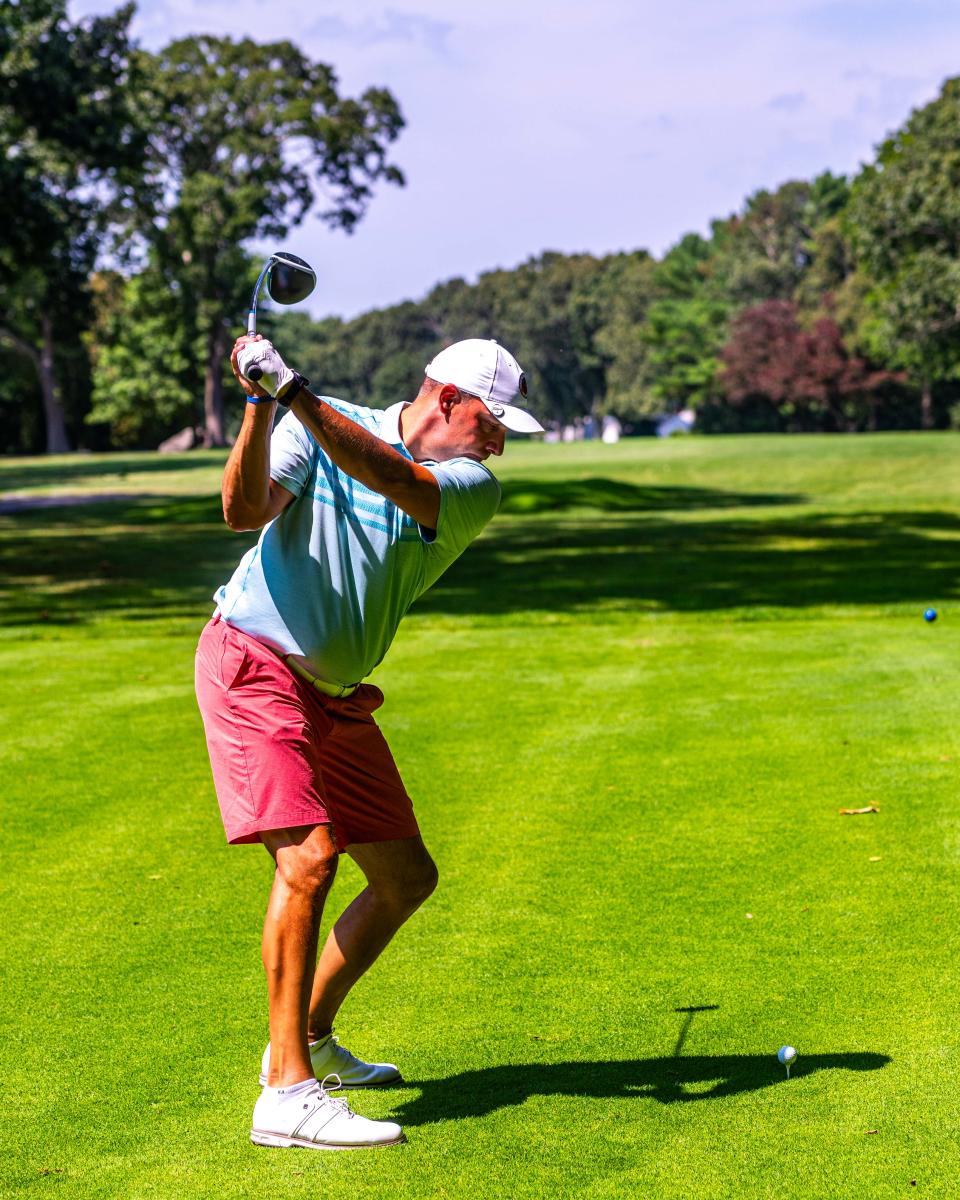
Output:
[195, 335, 542, 1150]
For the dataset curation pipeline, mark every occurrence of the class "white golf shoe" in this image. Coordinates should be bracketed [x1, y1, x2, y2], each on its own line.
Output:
[259, 1033, 402, 1088]
[251, 1073, 405, 1150]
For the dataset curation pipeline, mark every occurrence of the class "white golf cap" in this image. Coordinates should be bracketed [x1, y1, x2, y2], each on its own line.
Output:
[425, 339, 544, 433]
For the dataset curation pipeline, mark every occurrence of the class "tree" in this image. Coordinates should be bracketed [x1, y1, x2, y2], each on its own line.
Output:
[592, 253, 660, 418]
[0, 0, 146, 452]
[711, 173, 850, 306]
[596, 235, 729, 421]
[640, 294, 729, 414]
[84, 268, 206, 447]
[720, 300, 894, 431]
[420, 252, 615, 426]
[127, 35, 405, 446]
[495, 252, 618, 424]
[287, 302, 443, 411]
[848, 77, 960, 427]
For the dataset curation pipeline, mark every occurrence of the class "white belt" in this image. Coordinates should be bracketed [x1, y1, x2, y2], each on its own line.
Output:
[284, 656, 359, 698]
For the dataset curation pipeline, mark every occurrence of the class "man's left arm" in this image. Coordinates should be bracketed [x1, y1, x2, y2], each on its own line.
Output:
[291, 388, 441, 529]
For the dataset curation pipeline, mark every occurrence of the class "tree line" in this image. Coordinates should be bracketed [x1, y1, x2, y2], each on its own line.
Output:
[3, 2, 960, 453]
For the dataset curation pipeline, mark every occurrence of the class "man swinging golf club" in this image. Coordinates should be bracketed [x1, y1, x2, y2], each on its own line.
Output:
[195, 333, 542, 1150]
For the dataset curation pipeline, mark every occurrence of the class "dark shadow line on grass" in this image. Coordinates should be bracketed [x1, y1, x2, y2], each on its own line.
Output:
[0, 453, 222, 493]
[0, 492, 165, 515]
[498, 478, 805, 515]
[392, 1053, 890, 1126]
[3, 491, 959, 627]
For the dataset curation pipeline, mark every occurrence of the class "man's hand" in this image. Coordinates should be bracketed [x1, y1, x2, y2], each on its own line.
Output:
[231, 335, 295, 401]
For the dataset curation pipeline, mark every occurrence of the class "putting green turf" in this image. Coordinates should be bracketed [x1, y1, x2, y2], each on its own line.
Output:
[1, 433, 958, 1198]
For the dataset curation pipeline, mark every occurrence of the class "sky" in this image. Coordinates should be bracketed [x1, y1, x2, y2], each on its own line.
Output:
[69, 0, 960, 322]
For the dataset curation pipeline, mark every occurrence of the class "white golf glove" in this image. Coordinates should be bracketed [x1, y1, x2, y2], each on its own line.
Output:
[237, 339, 295, 400]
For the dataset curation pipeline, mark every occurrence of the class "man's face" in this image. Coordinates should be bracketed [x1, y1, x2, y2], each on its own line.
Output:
[439, 392, 507, 463]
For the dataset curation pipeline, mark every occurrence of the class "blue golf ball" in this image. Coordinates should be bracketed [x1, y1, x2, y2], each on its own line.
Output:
[924, 608, 938, 623]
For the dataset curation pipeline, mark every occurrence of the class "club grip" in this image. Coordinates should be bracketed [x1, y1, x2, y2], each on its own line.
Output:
[238, 343, 264, 383]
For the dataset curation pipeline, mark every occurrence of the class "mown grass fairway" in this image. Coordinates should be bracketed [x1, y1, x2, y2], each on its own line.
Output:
[2, 433, 959, 1199]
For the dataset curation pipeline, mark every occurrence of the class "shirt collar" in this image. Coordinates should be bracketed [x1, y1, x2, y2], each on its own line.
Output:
[379, 401, 409, 449]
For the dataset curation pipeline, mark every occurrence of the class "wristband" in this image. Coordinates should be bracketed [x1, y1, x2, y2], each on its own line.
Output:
[277, 371, 310, 409]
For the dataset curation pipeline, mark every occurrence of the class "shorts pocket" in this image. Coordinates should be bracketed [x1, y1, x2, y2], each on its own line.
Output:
[218, 627, 250, 691]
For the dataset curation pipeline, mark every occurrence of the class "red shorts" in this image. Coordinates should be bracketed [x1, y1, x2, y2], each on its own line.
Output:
[194, 617, 419, 850]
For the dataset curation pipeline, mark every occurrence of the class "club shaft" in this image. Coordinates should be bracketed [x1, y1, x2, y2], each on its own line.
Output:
[247, 258, 277, 336]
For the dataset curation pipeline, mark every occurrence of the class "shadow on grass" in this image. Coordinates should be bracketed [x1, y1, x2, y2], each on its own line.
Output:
[0, 495, 245, 627]
[414, 507, 960, 616]
[395, 1053, 890, 1126]
[499, 478, 802, 514]
[0, 454, 221, 494]
[1, 483, 958, 627]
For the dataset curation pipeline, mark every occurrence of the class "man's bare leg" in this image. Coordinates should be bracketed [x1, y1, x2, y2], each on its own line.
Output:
[260, 823, 339, 1085]
[307, 835, 438, 1040]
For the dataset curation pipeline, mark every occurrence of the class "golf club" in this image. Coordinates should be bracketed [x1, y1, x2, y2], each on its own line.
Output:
[243, 252, 317, 380]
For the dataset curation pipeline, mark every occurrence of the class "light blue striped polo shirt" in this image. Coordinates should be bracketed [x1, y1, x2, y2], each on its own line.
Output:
[213, 398, 501, 686]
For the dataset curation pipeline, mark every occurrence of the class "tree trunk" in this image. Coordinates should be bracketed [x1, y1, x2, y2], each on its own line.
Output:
[0, 322, 71, 454]
[202, 319, 228, 447]
[920, 378, 933, 430]
[39, 315, 71, 454]
[867, 395, 878, 433]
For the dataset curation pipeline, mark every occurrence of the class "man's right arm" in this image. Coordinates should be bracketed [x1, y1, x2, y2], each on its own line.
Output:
[225, 333, 440, 530]
[221, 400, 296, 531]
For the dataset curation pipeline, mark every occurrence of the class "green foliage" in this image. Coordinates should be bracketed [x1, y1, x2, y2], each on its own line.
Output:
[31, 27, 408, 452]
[85, 269, 201, 447]
[432, 251, 616, 425]
[0, 0, 146, 451]
[858, 252, 960, 381]
[848, 77, 960, 424]
[135, 35, 404, 254]
[640, 295, 729, 412]
[593, 253, 661, 417]
[273, 252, 629, 427]
[591, 239, 727, 420]
[115, 34, 406, 446]
[709, 173, 850, 306]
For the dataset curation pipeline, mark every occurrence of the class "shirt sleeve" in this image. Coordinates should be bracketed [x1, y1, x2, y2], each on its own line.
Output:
[269, 412, 317, 498]
[422, 458, 501, 557]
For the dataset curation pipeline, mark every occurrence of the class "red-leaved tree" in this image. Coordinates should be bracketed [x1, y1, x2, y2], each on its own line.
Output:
[720, 300, 896, 431]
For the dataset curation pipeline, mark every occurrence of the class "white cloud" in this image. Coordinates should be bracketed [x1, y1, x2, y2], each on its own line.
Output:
[306, 9, 453, 53]
[768, 93, 807, 112]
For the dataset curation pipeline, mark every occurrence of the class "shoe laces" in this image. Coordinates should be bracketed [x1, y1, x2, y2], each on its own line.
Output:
[326, 1035, 363, 1069]
[315, 1073, 352, 1119]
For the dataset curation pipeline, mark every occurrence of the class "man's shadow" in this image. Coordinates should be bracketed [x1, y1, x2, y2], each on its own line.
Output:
[392, 1053, 890, 1126]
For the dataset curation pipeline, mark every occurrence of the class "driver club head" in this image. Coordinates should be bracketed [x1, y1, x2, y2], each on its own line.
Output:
[267, 253, 316, 306]
[245, 251, 317, 342]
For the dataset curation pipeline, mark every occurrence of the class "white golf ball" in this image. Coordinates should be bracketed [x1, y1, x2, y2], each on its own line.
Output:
[777, 1045, 797, 1066]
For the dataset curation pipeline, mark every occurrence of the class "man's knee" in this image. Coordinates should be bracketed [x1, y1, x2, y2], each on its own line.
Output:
[272, 827, 339, 897]
[376, 850, 439, 914]
[409, 853, 439, 906]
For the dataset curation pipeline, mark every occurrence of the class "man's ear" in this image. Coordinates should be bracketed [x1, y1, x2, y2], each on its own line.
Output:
[438, 383, 460, 420]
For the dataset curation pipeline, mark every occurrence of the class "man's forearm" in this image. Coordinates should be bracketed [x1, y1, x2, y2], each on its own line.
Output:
[290, 389, 440, 528]
[221, 400, 276, 529]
